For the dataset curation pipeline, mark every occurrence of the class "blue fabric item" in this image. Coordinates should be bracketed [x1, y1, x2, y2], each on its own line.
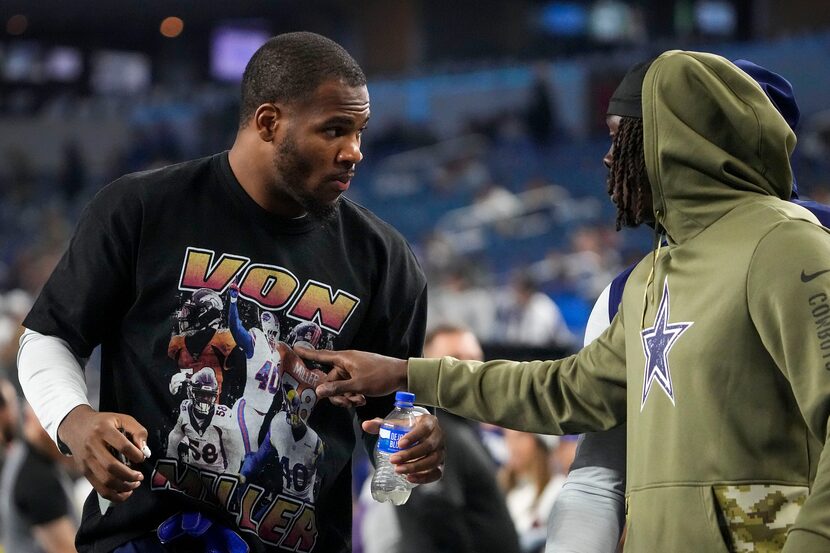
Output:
[112, 536, 161, 553]
[157, 512, 249, 553]
[733, 59, 800, 132]
[607, 263, 636, 321]
[794, 199, 830, 227]
[112, 534, 199, 553]
[227, 300, 254, 358]
[733, 58, 801, 197]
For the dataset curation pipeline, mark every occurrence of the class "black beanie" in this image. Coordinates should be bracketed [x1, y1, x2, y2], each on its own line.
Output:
[607, 59, 654, 118]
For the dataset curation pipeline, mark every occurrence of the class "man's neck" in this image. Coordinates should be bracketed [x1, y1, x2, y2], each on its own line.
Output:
[228, 138, 305, 218]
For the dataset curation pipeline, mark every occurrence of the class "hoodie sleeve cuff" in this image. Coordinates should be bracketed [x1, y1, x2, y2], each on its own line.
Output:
[407, 357, 443, 407]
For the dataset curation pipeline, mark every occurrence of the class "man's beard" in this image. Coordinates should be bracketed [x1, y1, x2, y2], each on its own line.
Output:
[274, 134, 341, 223]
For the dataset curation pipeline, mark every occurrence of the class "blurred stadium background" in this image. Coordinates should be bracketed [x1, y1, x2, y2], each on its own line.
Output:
[1, 0, 830, 384]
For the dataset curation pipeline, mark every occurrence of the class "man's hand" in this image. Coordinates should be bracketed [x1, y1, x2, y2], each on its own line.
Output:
[321, 366, 367, 408]
[363, 415, 446, 484]
[293, 347, 408, 398]
[58, 405, 149, 502]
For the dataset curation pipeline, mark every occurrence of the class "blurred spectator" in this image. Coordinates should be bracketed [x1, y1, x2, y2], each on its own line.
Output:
[499, 431, 565, 553]
[525, 65, 560, 147]
[1, 147, 36, 206]
[479, 423, 511, 467]
[427, 264, 496, 341]
[360, 325, 519, 553]
[0, 400, 79, 553]
[431, 152, 491, 195]
[420, 231, 457, 280]
[494, 273, 574, 348]
[551, 434, 578, 477]
[58, 142, 86, 202]
[530, 226, 622, 302]
[0, 379, 20, 455]
[471, 183, 524, 234]
[0, 289, 34, 379]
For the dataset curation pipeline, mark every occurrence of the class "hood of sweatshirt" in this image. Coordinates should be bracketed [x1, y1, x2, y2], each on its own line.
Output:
[642, 51, 796, 244]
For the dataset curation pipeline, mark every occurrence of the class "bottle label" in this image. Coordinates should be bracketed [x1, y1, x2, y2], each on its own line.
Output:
[377, 425, 408, 453]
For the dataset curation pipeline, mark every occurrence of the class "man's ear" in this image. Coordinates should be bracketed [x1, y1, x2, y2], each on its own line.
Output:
[254, 103, 281, 142]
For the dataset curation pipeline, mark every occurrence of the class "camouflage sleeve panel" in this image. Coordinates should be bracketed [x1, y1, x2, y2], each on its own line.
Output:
[714, 484, 808, 552]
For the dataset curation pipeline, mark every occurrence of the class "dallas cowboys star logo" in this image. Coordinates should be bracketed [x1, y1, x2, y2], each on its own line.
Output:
[640, 277, 693, 411]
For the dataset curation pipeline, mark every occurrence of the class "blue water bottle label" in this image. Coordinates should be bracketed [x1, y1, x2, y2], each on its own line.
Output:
[377, 425, 408, 453]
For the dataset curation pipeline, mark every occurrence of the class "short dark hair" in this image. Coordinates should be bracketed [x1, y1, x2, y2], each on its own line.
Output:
[239, 32, 367, 127]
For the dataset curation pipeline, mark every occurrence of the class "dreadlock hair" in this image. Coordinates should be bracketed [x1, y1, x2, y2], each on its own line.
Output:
[239, 32, 367, 127]
[607, 116, 651, 230]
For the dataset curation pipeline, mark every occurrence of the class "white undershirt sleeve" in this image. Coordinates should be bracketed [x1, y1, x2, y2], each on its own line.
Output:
[582, 283, 612, 346]
[545, 464, 626, 553]
[17, 328, 91, 449]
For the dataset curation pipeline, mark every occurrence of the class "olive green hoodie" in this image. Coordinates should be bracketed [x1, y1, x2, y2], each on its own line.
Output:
[408, 51, 830, 552]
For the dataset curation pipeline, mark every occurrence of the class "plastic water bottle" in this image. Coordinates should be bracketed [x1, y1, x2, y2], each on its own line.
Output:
[371, 391, 420, 505]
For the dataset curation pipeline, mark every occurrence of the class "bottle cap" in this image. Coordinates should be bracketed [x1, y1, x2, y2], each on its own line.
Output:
[395, 391, 415, 403]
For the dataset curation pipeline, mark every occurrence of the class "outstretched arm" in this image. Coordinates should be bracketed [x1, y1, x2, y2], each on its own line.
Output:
[296, 312, 628, 435]
[227, 283, 254, 358]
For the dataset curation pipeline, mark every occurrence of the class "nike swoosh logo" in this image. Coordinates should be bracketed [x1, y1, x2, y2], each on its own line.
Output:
[801, 269, 830, 283]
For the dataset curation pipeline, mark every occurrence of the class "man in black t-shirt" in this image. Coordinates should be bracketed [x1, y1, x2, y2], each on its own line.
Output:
[18, 32, 445, 553]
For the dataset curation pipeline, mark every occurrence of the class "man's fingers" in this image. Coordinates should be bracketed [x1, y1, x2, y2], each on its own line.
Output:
[117, 440, 148, 465]
[346, 393, 366, 406]
[390, 438, 435, 464]
[390, 433, 446, 465]
[316, 378, 361, 399]
[101, 474, 142, 493]
[294, 347, 339, 364]
[405, 467, 444, 485]
[96, 449, 144, 484]
[316, 366, 357, 399]
[328, 393, 367, 408]
[396, 415, 436, 449]
[361, 418, 383, 435]
[93, 482, 134, 502]
[393, 450, 444, 475]
[120, 415, 148, 442]
[85, 457, 142, 495]
[104, 425, 147, 466]
[329, 396, 350, 408]
[121, 416, 149, 455]
[322, 366, 352, 383]
[92, 434, 144, 483]
[386, 413, 446, 478]
[94, 483, 136, 503]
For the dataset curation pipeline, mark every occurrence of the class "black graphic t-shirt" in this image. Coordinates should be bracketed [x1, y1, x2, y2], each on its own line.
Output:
[23, 152, 428, 553]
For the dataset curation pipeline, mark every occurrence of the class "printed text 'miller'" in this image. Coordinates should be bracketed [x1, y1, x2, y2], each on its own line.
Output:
[178, 247, 360, 334]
